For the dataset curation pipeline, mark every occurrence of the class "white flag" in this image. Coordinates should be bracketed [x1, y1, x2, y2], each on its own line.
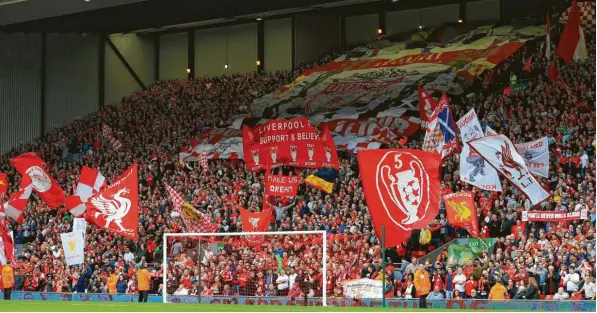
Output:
[515, 137, 549, 178]
[73, 218, 87, 242]
[485, 125, 498, 135]
[61, 226, 85, 266]
[468, 135, 550, 205]
[457, 109, 502, 192]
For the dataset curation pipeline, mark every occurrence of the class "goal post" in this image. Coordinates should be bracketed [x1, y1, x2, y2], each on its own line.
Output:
[162, 231, 327, 306]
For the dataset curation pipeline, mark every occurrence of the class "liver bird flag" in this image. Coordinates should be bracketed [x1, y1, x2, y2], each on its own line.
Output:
[10, 152, 65, 209]
[357, 149, 441, 248]
[86, 163, 138, 240]
[443, 191, 479, 238]
[468, 135, 549, 205]
[237, 204, 271, 232]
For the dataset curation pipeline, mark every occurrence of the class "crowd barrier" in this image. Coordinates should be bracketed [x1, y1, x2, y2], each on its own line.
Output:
[1, 292, 595, 311]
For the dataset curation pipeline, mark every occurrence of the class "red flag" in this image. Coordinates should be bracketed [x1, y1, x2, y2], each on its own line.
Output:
[547, 62, 561, 85]
[64, 195, 86, 217]
[10, 152, 65, 209]
[418, 85, 438, 122]
[0, 172, 15, 263]
[2, 176, 33, 224]
[556, 0, 587, 63]
[442, 191, 479, 237]
[523, 58, 532, 72]
[0, 217, 15, 265]
[0, 172, 7, 198]
[86, 163, 138, 240]
[357, 149, 441, 247]
[237, 204, 271, 232]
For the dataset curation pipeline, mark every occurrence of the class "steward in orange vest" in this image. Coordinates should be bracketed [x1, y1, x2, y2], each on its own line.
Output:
[2, 261, 15, 300]
[107, 268, 118, 294]
[414, 264, 431, 308]
[137, 262, 151, 303]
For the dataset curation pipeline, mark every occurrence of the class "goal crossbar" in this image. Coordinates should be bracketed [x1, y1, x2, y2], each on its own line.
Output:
[162, 231, 327, 306]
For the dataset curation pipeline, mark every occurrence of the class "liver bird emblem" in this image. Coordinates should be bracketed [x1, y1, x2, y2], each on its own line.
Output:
[90, 188, 132, 231]
[498, 143, 525, 179]
[446, 200, 472, 222]
[248, 217, 260, 230]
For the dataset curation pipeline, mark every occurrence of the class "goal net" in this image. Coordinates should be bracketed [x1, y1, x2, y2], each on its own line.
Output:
[162, 231, 327, 306]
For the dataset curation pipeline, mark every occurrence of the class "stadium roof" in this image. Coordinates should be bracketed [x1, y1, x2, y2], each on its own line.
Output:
[0, 0, 484, 34]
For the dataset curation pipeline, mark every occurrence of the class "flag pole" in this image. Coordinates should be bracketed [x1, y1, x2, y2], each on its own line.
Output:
[382, 225, 386, 308]
[197, 239, 202, 303]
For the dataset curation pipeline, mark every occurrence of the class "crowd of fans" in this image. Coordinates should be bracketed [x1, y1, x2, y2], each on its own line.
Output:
[0, 19, 595, 304]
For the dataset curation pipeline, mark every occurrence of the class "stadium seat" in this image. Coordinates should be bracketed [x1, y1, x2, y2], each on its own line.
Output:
[413, 251, 426, 258]
[545, 295, 554, 300]
[570, 293, 583, 300]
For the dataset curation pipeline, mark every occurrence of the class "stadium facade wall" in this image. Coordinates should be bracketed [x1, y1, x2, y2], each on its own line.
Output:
[421, 4, 460, 28]
[294, 13, 341, 67]
[465, 0, 501, 22]
[195, 27, 228, 77]
[3, 292, 595, 311]
[264, 18, 292, 72]
[0, 33, 42, 154]
[345, 14, 378, 45]
[105, 34, 155, 106]
[158, 32, 188, 81]
[195, 23, 258, 76]
[386, 9, 422, 35]
[45, 33, 99, 132]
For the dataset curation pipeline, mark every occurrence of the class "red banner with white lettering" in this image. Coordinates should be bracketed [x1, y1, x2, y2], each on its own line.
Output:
[243, 116, 339, 172]
[264, 172, 300, 197]
[522, 210, 588, 222]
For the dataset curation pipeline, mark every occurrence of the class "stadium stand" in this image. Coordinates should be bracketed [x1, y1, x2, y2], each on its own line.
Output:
[0, 1, 595, 309]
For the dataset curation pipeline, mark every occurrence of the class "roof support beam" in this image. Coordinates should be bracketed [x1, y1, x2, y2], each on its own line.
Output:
[106, 36, 147, 90]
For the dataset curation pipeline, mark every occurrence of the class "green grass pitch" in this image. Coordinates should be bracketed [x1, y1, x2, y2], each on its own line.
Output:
[0, 300, 494, 312]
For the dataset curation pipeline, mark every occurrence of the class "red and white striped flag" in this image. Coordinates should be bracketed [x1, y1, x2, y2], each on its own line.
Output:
[165, 184, 217, 233]
[200, 153, 208, 172]
[556, 0, 587, 63]
[75, 166, 106, 201]
[64, 195, 86, 217]
[102, 124, 123, 150]
[2, 176, 33, 224]
[65, 166, 106, 217]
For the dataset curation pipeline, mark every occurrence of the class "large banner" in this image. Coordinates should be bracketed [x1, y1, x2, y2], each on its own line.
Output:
[457, 109, 501, 191]
[243, 117, 339, 172]
[515, 137, 549, 178]
[342, 279, 383, 299]
[180, 128, 243, 162]
[264, 173, 300, 197]
[447, 238, 497, 266]
[522, 210, 588, 222]
[468, 135, 549, 205]
[443, 191, 479, 237]
[60, 230, 84, 266]
[250, 25, 544, 120]
[357, 149, 441, 248]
